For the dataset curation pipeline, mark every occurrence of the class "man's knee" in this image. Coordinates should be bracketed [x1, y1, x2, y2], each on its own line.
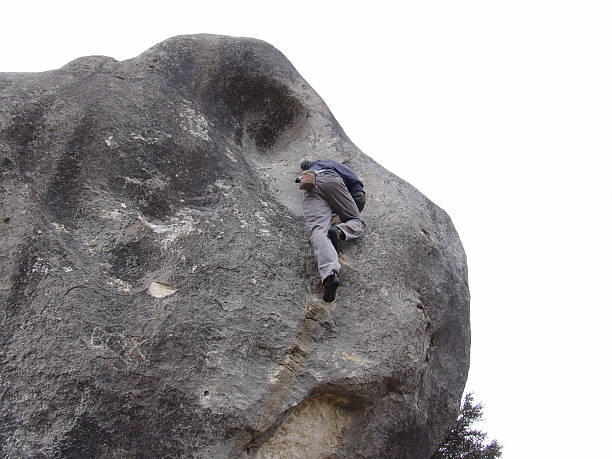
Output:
[309, 226, 329, 245]
[342, 218, 364, 240]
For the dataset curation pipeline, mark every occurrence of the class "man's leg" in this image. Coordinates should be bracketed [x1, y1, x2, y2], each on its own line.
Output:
[321, 176, 364, 241]
[302, 190, 341, 283]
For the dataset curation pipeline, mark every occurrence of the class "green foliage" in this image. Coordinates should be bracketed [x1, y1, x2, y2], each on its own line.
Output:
[432, 393, 503, 459]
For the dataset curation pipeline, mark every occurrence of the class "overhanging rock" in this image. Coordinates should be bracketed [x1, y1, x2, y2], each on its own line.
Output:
[0, 34, 470, 458]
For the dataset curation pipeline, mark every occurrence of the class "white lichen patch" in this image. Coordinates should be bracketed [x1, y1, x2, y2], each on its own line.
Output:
[254, 211, 269, 226]
[139, 209, 201, 248]
[52, 222, 69, 233]
[122, 175, 168, 190]
[225, 148, 238, 163]
[341, 352, 366, 365]
[215, 179, 231, 190]
[179, 103, 211, 142]
[123, 176, 144, 186]
[32, 258, 49, 275]
[148, 281, 177, 298]
[100, 203, 136, 221]
[105, 135, 117, 147]
[107, 277, 131, 293]
[130, 132, 172, 145]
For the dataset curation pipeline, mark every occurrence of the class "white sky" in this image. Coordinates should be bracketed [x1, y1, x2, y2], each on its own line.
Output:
[2, 1, 611, 457]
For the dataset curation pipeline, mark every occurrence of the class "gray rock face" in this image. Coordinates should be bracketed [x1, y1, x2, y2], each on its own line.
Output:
[0, 34, 469, 458]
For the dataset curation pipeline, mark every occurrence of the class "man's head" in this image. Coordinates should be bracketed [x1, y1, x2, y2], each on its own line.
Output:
[299, 158, 310, 171]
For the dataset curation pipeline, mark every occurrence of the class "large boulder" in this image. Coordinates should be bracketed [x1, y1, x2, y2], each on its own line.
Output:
[0, 34, 469, 458]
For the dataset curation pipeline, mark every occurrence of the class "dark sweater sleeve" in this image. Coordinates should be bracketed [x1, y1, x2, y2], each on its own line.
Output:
[333, 163, 364, 195]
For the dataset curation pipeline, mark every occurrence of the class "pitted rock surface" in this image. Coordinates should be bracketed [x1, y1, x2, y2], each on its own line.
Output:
[0, 34, 469, 458]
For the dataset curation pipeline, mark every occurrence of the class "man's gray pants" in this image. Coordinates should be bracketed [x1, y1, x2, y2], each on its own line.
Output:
[301, 173, 364, 283]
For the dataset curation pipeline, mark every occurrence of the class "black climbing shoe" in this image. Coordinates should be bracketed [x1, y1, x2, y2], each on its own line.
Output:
[328, 226, 342, 253]
[323, 274, 340, 302]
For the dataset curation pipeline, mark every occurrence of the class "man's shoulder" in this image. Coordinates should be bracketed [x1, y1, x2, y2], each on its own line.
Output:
[310, 159, 338, 169]
[310, 160, 359, 179]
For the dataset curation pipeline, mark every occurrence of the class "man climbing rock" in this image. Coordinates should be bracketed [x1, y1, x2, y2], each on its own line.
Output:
[297, 159, 366, 302]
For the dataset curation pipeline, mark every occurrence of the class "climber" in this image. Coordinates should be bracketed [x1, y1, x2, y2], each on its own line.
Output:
[296, 159, 366, 302]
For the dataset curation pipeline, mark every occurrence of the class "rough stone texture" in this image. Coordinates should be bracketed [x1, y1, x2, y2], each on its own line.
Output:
[0, 34, 470, 458]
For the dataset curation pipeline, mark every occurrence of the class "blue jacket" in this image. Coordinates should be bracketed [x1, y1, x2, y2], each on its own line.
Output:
[306, 160, 364, 195]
